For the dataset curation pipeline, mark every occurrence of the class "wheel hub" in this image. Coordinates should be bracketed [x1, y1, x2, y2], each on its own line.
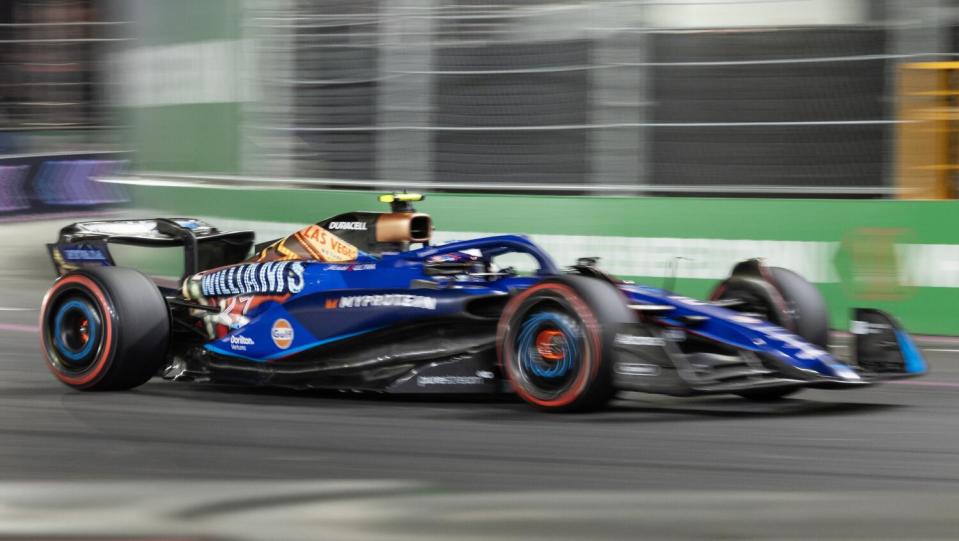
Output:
[535, 329, 566, 361]
[52, 298, 100, 365]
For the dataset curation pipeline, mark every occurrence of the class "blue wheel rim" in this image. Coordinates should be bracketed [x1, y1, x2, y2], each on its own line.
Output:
[53, 299, 99, 363]
[516, 311, 580, 382]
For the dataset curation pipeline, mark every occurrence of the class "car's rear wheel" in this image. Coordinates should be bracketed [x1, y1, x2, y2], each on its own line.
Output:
[40, 267, 170, 390]
[497, 276, 633, 412]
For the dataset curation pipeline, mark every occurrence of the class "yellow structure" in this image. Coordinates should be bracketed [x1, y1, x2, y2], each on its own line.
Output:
[896, 62, 959, 199]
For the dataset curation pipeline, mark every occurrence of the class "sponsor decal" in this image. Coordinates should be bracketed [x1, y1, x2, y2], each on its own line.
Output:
[200, 262, 304, 297]
[615, 334, 665, 347]
[417, 375, 484, 386]
[836, 228, 910, 300]
[326, 221, 368, 231]
[850, 320, 891, 335]
[229, 334, 254, 351]
[173, 218, 205, 231]
[850, 320, 870, 335]
[615, 363, 661, 376]
[756, 323, 827, 361]
[48, 241, 114, 274]
[669, 295, 706, 306]
[427, 252, 478, 263]
[229, 318, 251, 330]
[298, 225, 359, 261]
[61, 247, 110, 262]
[271, 318, 294, 350]
[662, 328, 686, 342]
[329, 294, 437, 310]
[322, 263, 376, 271]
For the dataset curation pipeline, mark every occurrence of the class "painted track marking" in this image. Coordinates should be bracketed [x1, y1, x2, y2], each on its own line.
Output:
[888, 380, 959, 389]
[0, 323, 38, 333]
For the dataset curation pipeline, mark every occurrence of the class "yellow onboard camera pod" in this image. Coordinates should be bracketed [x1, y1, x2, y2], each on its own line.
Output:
[379, 192, 424, 213]
[376, 193, 431, 244]
[378, 193, 424, 204]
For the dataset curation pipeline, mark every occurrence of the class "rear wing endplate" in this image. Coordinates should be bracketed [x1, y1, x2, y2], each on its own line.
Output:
[47, 218, 255, 280]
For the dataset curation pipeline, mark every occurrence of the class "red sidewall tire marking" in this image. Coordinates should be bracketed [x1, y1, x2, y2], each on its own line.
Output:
[758, 266, 796, 333]
[711, 274, 796, 332]
[498, 282, 603, 409]
[40, 275, 115, 387]
[709, 282, 726, 301]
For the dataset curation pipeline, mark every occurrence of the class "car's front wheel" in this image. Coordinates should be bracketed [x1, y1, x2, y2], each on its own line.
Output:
[497, 276, 632, 412]
[712, 264, 828, 401]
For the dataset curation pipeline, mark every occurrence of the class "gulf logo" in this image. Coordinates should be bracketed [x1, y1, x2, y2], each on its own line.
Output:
[271, 318, 294, 349]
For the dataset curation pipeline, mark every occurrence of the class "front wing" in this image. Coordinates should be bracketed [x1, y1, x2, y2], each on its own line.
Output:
[610, 309, 926, 396]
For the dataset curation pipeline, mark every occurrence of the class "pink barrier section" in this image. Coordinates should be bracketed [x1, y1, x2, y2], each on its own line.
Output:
[0, 165, 31, 212]
[33, 160, 130, 206]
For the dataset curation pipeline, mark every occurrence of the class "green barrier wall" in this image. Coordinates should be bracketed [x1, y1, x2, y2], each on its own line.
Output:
[130, 185, 959, 335]
[123, 0, 244, 173]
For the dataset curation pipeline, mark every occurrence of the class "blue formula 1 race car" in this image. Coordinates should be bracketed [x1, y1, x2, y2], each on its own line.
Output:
[39, 193, 926, 412]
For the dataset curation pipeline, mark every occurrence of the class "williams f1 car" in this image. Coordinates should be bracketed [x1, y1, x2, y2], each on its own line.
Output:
[39, 193, 926, 411]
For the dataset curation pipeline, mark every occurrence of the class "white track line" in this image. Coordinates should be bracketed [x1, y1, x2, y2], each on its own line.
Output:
[832, 344, 959, 353]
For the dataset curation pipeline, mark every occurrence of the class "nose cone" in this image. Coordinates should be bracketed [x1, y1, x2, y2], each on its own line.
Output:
[743, 322, 861, 382]
[764, 345, 861, 382]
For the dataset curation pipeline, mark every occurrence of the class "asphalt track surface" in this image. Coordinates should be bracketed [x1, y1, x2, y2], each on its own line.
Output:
[2, 218, 959, 539]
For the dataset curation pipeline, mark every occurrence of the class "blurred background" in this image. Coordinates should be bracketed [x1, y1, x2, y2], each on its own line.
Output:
[3, 2, 959, 539]
[1, 0, 958, 195]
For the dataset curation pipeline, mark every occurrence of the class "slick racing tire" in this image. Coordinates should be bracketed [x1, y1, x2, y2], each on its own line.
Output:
[497, 276, 634, 412]
[712, 266, 829, 348]
[712, 266, 828, 401]
[40, 267, 170, 391]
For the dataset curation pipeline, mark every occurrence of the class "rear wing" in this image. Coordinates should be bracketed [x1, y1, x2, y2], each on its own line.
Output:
[47, 218, 255, 280]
